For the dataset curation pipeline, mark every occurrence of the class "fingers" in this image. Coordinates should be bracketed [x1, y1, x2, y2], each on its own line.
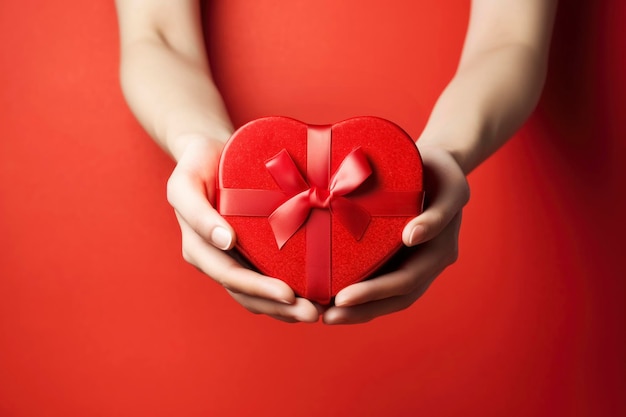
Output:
[169, 178, 234, 250]
[229, 291, 320, 323]
[403, 147, 469, 247]
[324, 147, 468, 324]
[335, 212, 461, 308]
[333, 252, 442, 308]
[167, 138, 235, 250]
[168, 137, 319, 323]
[177, 214, 296, 304]
[324, 279, 434, 325]
[326, 212, 462, 324]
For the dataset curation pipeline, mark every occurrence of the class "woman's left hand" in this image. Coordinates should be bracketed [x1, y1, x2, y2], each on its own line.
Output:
[322, 145, 470, 324]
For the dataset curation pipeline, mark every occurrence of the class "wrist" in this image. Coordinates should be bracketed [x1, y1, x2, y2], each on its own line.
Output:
[167, 132, 229, 162]
[165, 124, 233, 162]
[417, 131, 482, 176]
[416, 103, 489, 175]
[154, 102, 234, 161]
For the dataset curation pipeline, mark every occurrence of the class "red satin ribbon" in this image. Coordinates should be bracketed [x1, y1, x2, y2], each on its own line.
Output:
[218, 125, 423, 303]
[265, 146, 372, 249]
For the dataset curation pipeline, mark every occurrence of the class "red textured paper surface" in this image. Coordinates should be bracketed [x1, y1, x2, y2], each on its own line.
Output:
[218, 116, 423, 301]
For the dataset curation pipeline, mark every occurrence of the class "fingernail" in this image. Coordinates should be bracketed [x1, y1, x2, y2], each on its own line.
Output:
[334, 295, 349, 307]
[211, 226, 232, 250]
[409, 225, 426, 246]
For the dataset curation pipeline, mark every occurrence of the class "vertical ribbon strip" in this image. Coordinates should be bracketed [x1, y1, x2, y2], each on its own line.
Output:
[264, 126, 373, 302]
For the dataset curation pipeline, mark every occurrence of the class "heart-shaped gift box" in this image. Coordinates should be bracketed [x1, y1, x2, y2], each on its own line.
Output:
[217, 116, 424, 304]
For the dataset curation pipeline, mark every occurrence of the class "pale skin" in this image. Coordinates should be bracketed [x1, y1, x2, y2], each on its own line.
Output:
[115, 0, 557, 324]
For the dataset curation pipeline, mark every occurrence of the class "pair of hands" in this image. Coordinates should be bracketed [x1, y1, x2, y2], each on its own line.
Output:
[167, 135, 469, 324]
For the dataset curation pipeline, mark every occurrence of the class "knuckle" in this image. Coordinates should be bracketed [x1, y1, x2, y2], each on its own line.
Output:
[166, 173, 181, 207]
[229, 292, 261, 315]
[220, 279, 236, 292]
[181, 247, 194, 264]
[219, 262, 256, 294]
[212, 273, 227, 288]
[246, 306, 263, 315]
[180, 234, 195, 263]
[218, 264, 241, 291]
[180, 235, 196, 263]
[240, 301, 262, 315]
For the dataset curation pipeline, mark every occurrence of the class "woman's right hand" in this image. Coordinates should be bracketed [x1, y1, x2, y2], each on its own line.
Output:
[166, 135, 320, 323]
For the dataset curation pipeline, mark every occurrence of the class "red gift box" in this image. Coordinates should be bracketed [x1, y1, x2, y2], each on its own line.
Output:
[217, 116, 424, 304]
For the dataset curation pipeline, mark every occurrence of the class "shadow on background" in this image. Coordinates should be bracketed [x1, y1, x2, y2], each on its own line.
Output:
[534, 0, 623, 183]
[527, 2, 626, 413]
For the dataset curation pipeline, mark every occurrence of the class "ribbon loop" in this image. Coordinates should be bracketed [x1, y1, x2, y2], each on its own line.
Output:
[265, 149, 309, 194]
[329, 147, 372, 195]
[266, 147, 373, 249]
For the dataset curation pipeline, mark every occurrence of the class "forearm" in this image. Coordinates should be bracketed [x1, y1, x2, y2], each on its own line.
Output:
[116, 1, 232, 161]
[419, 43, 548, 174]
[419, 0, 557, 174]
[119, 41, 232, 160]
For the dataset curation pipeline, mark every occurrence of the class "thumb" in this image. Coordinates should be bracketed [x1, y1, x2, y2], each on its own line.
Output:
[403, 147, 469, 246]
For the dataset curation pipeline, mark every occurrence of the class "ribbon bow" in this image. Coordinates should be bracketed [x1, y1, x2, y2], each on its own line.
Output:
[265, 147, 372, 249]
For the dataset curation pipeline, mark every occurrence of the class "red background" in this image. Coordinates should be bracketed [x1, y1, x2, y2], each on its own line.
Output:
[1, 1, 624, 416]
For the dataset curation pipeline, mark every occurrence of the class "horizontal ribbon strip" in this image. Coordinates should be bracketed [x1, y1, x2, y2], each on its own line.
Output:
[219, 189, 422, 218]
